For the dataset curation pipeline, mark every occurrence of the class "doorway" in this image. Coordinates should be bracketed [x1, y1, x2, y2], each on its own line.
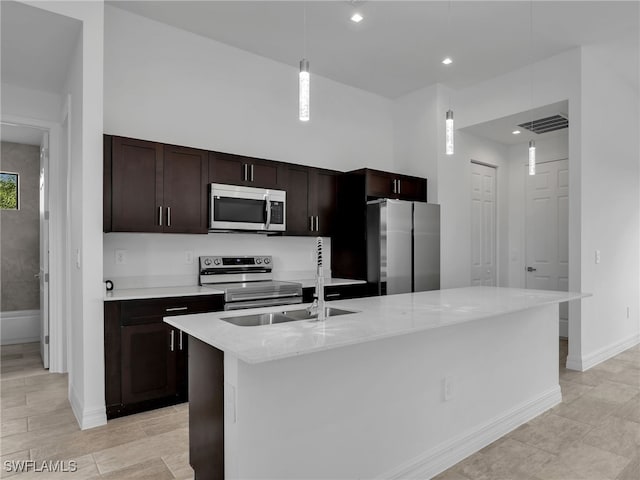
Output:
[525, 158, 570, 336]
[470, 162, 497, 286]
[0, 124, 49, 367]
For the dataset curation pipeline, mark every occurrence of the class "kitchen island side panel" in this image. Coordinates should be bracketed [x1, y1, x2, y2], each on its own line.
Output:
[223, 304, 559, 479]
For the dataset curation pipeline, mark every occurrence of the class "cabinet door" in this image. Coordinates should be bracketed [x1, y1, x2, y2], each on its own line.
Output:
[209, 152, 246, 185]
[365, 171, 396, 199]
[121, 322, 178, 405]
[111, 137, 163, 232]
[311, 169, 338, 236]
[396, 176, 427, 202]
[248, 159, 282, 189]
[163, 146, 209, 233]
[284, 165, 313, 235]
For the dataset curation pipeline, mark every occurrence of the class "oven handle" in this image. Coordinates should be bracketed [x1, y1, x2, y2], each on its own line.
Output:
[265, 194, 272, 229]
[224, 296, 303, 311]
[225, 292, 301, 302]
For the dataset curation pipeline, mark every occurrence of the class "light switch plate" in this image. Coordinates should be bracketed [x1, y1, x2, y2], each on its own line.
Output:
[115, 249, 127, 265]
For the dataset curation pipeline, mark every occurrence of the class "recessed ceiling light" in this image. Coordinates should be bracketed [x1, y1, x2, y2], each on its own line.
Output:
[442, 57, 453, 65]
[351, 13, 363, 23]
[512, 130, 521, 135]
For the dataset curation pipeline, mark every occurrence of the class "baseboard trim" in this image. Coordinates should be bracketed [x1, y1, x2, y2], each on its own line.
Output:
[378, 386, 562, 480]
[0, 310, 40, 345]
[69, 385, 107, 430]
[568, 333, 640, 372]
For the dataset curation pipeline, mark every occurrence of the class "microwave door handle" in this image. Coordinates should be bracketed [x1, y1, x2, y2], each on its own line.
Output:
[265, 195, 272, 229]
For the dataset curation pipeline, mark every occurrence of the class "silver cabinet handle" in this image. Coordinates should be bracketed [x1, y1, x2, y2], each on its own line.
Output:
[165, 306, 188, 312]
[243, 164, 248, 181]
[315, 216, 319, 232]
[167, 206, 171, 227]
[392, 179, 397, 194]
[397, 179, 401, 194]
[170, 329, 175, 351]
[309, 216, 314, 231]
[179, 330, 183, 350]
[158, 206, 163, 226]
[326, 293, 341, 298]
[250, 164, 254, 182]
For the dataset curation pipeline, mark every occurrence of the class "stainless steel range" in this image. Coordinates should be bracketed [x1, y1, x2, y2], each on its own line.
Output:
[199, 255, 303, 311]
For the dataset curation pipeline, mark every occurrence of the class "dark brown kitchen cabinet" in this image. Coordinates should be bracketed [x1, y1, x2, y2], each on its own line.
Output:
[104, 135, 208, 234]
[104, 294, 224, 419]
[353, 168, 427, 202]
[209, 151, 283, 189]
[284, 165, 338, 236]
[331, 169, 427, 280]
[302, 283, 369, 303]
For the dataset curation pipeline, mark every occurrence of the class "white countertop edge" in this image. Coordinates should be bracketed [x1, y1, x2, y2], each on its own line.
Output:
[104, 286, 225, 301]
[164, 287, 590, 365]
[103, 277, 365, 301]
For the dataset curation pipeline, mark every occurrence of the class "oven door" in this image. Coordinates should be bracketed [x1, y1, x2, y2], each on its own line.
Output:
[210, 183, 286, 232]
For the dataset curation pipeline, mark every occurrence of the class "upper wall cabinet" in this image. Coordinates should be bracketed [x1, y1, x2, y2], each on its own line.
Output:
[104, 135, 209, 234]
[283, 165, 338, 236]
[352, 168, 427, 202]
[209, 152, 283, 189]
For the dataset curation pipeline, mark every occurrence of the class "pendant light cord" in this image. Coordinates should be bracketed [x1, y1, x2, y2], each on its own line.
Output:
[303, 3, 307, 59]
[529, 0, 534, 131]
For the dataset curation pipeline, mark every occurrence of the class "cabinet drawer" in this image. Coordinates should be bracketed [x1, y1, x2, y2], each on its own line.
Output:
[323, 284, 368, 301]
[120, 295, 223, 325]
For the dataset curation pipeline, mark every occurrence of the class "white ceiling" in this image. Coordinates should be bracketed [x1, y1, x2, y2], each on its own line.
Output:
[108, 0, 639, 99]
[1, 124, 45, 146]
[461, 100, 568, 145]
[1, 0, 81, 94]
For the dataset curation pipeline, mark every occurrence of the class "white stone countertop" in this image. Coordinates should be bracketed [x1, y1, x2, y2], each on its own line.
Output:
[164, 286, 589, 365]
[103, 277, 365, 301]
[104, 285, 225, 301]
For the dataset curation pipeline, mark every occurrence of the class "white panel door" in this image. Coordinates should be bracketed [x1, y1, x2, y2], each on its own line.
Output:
[525, 160, 569, 322]
[470, 163, 497, 286]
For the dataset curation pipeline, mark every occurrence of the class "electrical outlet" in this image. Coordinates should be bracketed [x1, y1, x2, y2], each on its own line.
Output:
[76, 249, 81, 269]
[115, 249, 127, 265]
[595, 249, 601, 264]
[443, 376, 454, 401]
[185, 251, 194, 265]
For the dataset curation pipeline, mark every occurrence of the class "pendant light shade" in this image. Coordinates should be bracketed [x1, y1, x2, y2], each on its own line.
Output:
[528, 140, 536, 175]
[299, 59, 310, 122]
[445, 109, 454, 155]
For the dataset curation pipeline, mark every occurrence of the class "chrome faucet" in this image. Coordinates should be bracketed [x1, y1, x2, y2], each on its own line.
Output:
[307, 237, 326, 321]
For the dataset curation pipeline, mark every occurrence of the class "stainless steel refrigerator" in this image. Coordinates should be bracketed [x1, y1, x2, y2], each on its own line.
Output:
[367, 199, 440, 295]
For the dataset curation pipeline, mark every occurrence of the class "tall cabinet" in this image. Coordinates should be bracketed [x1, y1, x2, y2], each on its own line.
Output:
[331, 168, 427, 282]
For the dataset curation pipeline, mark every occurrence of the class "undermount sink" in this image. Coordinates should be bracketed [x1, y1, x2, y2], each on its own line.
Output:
[220, 307, 359, 327]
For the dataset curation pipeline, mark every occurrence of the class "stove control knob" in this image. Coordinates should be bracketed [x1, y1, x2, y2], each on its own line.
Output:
[203, 258, 212, 266]
[263, 257, 271, 265]
[255, 258, 262, 264]
[213, 258, 221, 266]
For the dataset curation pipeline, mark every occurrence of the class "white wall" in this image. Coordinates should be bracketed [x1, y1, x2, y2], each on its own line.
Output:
[578, 39, 640, 368]
[103, 233, 331, 289]
[1, 83, 62, 121]
[507, 134, 569, 288]
[103, 5, 394, 172]
[24, 0, 106, 429]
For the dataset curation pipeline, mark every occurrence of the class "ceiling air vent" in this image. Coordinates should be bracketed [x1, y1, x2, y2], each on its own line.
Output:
[518, 114, 568, 134]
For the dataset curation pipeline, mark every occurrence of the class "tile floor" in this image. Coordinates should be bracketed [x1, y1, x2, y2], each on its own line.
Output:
[1, 340, 639, 479]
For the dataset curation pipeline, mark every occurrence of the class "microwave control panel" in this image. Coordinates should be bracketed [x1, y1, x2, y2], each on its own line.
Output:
[270, 201, 284, 224]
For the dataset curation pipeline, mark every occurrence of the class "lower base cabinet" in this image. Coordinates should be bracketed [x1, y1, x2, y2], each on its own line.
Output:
[302, 283, 369, 303]
[104, 294, 223, 419]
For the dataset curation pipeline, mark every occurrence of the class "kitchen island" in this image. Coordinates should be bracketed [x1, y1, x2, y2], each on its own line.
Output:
[165, 286, 587, 479]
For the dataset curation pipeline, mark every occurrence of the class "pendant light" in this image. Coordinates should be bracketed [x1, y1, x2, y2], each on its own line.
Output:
[299, 5, 310, 122]
[528, 140, 536, 175]
[444, 0, 454, 155]
[527, 1, 536, 175]
[446, 110, 454, 155]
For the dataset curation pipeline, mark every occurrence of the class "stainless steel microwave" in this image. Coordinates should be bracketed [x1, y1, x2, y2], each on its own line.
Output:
[209, 183, 286, 232]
